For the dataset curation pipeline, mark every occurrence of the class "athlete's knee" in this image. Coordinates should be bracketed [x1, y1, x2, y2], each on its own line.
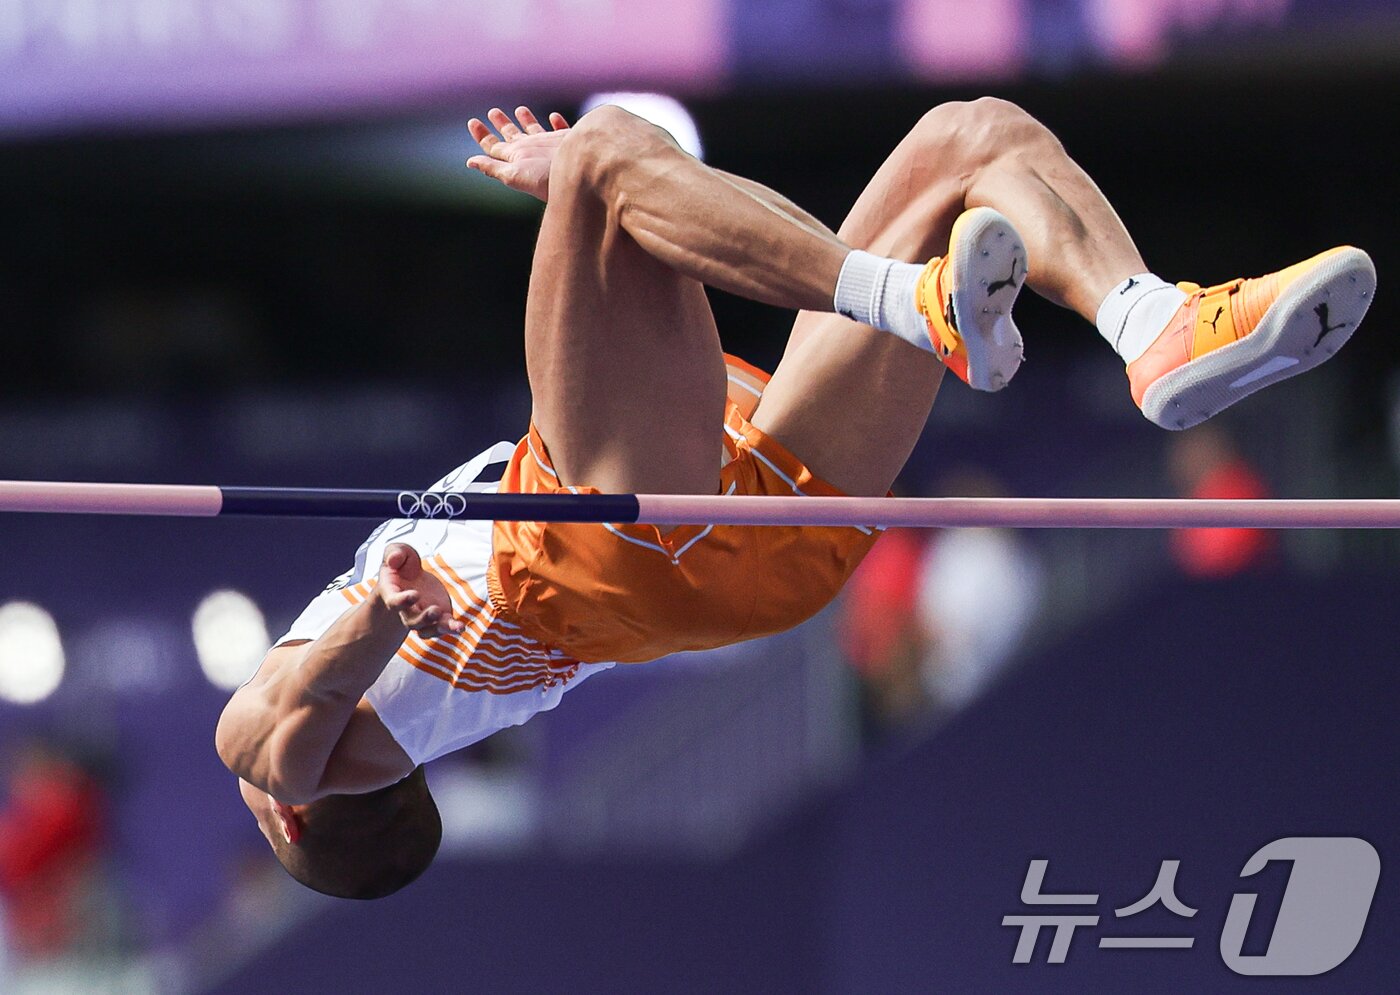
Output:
[914, 97, 1059, 168]
[553, 105, 680, 200]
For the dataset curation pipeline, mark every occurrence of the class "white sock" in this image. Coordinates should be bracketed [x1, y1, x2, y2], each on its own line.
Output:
[1095, 273, 1189, 364]
[833, 250, 932, 352]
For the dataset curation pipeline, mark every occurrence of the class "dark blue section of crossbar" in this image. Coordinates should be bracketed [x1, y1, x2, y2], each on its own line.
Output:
[219, 488, 642, 523]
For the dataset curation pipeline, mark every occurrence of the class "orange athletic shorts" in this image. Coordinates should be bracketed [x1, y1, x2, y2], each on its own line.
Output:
[485, 356, 884, 664]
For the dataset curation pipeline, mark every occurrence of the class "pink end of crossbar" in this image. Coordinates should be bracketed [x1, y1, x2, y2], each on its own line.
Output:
[635, 495, 1400, 529]
[0, 481, 224, 517]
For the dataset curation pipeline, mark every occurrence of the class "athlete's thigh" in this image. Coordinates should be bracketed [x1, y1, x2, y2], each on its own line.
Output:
[750, 136, 967, 497]
[525, 178, 727, 495]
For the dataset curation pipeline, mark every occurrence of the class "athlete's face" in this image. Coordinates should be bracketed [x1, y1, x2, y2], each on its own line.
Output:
[238, 779, 302, 846]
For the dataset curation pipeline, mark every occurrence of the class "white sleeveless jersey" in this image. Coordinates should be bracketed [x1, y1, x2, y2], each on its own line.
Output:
[275, 442, 615, 765]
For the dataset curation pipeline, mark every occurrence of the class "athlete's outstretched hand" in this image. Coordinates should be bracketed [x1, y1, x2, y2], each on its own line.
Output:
[376, 543, 465, 637]
[467, 105, 570, 202]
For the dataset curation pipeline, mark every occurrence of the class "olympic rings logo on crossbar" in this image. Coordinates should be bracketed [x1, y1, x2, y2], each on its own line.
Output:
[396, 491, 471, 519]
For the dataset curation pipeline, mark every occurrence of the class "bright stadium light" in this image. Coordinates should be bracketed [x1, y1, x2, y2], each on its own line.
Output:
[193, 590, 271, 691]
[580, 92, 704, 161]
[0, 602, 66, 705]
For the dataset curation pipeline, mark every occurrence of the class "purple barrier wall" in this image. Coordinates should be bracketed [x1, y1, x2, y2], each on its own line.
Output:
[821, 570, 1400, 990]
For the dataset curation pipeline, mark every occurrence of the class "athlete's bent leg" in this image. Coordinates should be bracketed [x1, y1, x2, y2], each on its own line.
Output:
[928, 99, 1373, 430]
[523, 119, 728, 496]
[954, 97, 1148, 320]
[531, 105, 895, 492]
[752, 97, 1148, 495]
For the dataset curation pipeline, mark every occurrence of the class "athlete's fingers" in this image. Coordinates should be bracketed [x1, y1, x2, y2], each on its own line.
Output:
[401, 605, 440, 631]
[467, 155, 507, 181]
[516, 106, 545, 134]
[438, 618, 466, 636]
[402, 610, 439, 632]
[385, 589, 420, 610]
[467, 118, 499, 154]
[473, 131, 515, 162]
[383, 543, 421, 576]
[549, 112, 570, 131]
[487, 107, 521, 141]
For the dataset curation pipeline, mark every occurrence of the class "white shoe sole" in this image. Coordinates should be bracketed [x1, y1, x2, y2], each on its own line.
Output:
[949, 207, 1027, 392]
[1141, 247, 1376, 430]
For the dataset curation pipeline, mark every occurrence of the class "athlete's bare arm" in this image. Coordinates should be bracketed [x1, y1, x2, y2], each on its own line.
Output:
[215, 545, 457, 803]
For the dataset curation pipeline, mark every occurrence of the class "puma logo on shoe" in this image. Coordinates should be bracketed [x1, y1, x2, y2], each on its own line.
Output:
[1204, 306, 1224, 335]
[1313, 302, 1348, 347]
[987, 256, 1021, 296]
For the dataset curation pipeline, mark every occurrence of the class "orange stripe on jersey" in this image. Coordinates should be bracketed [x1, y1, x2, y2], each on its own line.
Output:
[459, 645, 571, 674]
[474, 631, 569, 659]
[398, 611, 582, 689]
[339, 580, 374, 606]
[408, 621, 487, 662]
[472, 626, 541, 646]
[435, 605, 494, 645]
[406, 628, 575, 683]
[418, 620, 578, 671]
[429, 556, 488, 609]
[395, 650, 553, 694]
[394, 645, 571, 694]
[414, 641, 553, 687]
[408, 607, 551, 668]
[446, 609, 495, 644]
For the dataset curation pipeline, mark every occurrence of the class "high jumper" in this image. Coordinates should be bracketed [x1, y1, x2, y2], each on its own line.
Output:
[195, 98, 1374, 899]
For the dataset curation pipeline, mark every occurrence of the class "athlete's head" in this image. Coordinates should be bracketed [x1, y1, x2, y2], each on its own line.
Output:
[239, 767, 441, 900]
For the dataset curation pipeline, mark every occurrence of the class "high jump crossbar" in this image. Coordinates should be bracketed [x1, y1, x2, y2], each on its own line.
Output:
[1, 480, 1399, 529]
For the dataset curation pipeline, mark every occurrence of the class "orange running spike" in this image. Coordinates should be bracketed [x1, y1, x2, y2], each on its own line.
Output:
[1128, 247, 1376, 429]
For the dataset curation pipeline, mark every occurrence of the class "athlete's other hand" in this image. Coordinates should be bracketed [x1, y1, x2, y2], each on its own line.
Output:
[467, 106, 570, 202]
[376, 543, 464, 638]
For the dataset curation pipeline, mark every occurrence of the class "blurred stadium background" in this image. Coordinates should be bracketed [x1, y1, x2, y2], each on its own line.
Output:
[2, 1, 1399, 991]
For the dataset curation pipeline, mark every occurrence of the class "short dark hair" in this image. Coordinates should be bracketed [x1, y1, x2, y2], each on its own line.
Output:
[271, 767, 441, 900]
